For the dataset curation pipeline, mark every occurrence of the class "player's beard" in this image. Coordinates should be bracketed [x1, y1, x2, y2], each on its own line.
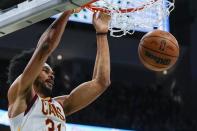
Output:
[34, 77, 53, 97]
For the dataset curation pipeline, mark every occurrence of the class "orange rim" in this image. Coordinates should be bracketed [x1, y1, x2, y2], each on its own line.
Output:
[83, 0, 159, 13]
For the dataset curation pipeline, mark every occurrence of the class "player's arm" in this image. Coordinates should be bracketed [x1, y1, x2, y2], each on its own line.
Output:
[8, 11, 73, 117]
[55, 12, 111, 116]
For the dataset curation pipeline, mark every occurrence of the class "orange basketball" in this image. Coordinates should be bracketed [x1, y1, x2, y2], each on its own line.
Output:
[138, 30, 179, 71]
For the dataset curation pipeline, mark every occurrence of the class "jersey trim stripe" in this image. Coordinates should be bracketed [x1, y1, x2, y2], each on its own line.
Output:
[24, 95, 38, 116]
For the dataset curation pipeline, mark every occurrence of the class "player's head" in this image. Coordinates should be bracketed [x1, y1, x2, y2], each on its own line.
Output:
[8, 49, 53, 97]
[34, 63, 54, 97]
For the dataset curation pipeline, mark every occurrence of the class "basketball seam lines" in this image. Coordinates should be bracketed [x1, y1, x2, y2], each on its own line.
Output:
[140, 44, 178, 57]
[141, 36, 179, 49]
[139, 48, 168, 69]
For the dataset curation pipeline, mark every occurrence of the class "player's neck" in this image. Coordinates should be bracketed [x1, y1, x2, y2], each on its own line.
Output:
[32, 86, 50, 99]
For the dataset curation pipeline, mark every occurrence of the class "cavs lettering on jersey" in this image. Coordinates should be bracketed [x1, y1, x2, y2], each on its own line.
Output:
[9, 95, 66, 131]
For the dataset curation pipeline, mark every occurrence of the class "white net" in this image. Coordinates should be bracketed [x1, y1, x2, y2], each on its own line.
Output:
[90, 0, 175, 37]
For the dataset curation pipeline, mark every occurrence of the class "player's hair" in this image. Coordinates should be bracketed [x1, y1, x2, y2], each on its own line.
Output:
[7, 48, 52, 85]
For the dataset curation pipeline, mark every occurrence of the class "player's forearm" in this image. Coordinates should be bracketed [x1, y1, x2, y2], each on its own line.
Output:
[94, 34, 111, 87]
[37, 11, 72, 54]
[92, 38, 100, 79]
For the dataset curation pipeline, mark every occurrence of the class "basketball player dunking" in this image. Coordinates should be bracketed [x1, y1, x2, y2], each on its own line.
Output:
[7, 10, 111, 131]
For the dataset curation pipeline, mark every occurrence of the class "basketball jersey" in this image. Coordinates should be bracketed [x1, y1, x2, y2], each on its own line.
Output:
[9, 95, 66, 131]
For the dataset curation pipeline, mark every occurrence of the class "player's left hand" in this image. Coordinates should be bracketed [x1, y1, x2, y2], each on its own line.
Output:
[92, 12, 110, 33]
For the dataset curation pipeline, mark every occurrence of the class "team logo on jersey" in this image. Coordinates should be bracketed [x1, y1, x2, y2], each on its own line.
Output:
[41, 100, 65, 121]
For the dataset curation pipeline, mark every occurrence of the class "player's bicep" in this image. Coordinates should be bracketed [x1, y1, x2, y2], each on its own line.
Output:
[8, 80, 19, 105]
[20, 47, 49, 88]
[8, 75, 32, 104]
[62, 80, 106, 116]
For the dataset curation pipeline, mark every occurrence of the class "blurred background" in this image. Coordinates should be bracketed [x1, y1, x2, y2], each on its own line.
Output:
[0, 0, 197, 130]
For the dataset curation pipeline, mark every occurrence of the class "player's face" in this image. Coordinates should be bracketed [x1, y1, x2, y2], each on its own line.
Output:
[35, 63, 55, 97]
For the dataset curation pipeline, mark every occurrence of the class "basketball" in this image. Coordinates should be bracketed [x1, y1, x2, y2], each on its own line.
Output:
[138, 30, 179, 71]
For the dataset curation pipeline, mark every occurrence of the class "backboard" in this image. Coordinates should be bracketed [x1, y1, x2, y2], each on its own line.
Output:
[0, 0, 92, 37]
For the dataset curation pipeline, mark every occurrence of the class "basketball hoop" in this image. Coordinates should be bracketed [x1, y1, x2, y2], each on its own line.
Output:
[83, 0, 175, 37]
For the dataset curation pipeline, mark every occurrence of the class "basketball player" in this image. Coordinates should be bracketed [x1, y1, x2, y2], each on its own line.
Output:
[7, 9, 111, 131]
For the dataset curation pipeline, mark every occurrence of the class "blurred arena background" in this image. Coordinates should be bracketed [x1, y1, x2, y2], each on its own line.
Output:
[0, 0, 197, 130]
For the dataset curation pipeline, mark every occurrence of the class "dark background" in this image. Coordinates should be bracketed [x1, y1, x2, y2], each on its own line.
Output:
[0, 0, 197, 130]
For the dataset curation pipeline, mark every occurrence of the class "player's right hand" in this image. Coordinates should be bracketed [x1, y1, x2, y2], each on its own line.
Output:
[72, 7, 82, 13]
[92, 12, 110, 33]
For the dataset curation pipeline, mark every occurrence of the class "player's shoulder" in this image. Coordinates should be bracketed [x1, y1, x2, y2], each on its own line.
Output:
[53, 95, 69, 107]
[53, 95, 69, 102]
